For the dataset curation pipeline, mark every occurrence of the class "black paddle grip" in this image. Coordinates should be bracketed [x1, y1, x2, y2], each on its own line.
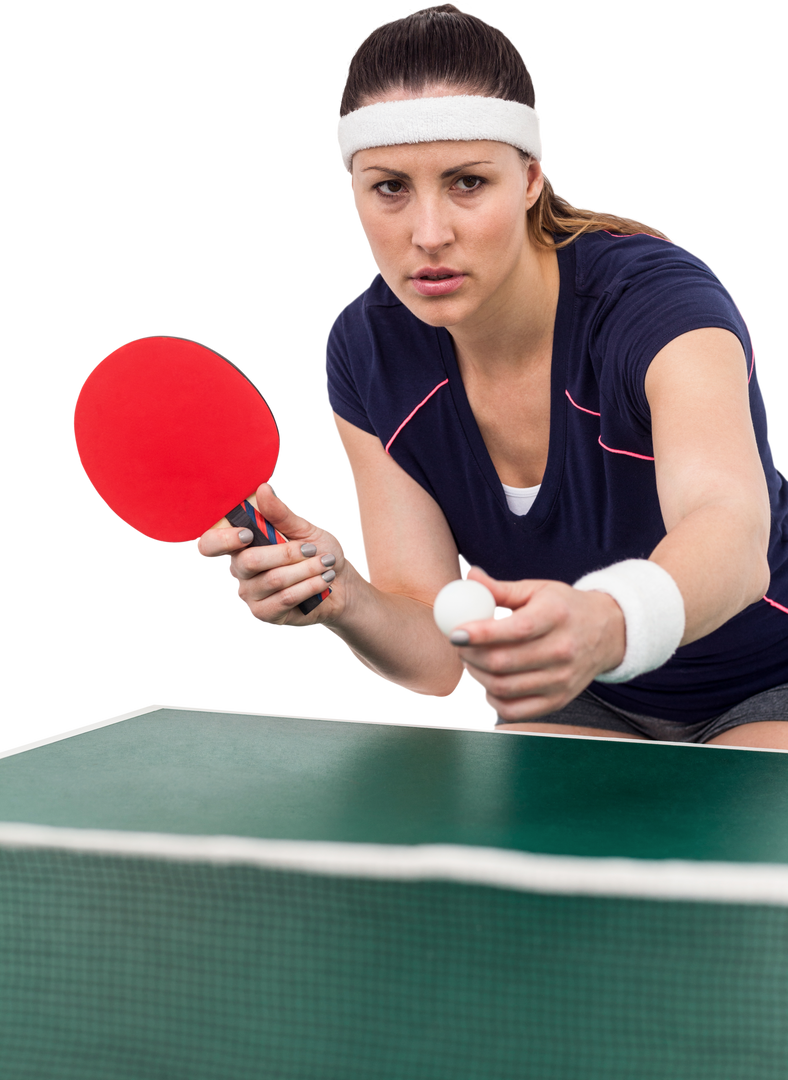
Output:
[225, 503, 328, 616]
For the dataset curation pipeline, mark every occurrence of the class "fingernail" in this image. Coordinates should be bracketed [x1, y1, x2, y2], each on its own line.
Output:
[450, 630, 470, 645]
[321, 554, 336, 568]
[321, 569, 336, 583]
[238, 529, 254, 544]
[300, 543, 317, 557]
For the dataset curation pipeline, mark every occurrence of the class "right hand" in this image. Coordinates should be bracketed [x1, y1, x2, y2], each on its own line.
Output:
[198, 483, 346, 626]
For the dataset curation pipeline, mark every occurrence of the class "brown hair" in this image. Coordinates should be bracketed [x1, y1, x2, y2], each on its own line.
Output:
[341, 5, 668, 248]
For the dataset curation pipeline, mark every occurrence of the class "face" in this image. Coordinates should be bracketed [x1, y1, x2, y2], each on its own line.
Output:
[351, 93, 545, 331]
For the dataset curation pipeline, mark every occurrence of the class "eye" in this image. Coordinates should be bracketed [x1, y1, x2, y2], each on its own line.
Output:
[369, 174, 485, 198]
[451, 176, 481, 193]
[373, 180, 405, 197]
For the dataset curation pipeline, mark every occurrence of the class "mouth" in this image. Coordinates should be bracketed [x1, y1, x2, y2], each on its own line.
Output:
[410, 268, 466, 297]
[412, 266, 463, 279]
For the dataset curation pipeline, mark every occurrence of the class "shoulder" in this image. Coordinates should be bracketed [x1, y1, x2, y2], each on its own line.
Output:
[570, 231, 752, 429]
[326, 275, 448, 440]
[572, 230, 722, 298]
[328, 273, 444, 377]
[572, 229, 749, 352]
[329, 274, 408, 345]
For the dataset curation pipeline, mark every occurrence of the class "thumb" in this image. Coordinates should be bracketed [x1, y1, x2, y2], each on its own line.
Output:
[253, 483, 318, 543]
[466, 565, 546, 612]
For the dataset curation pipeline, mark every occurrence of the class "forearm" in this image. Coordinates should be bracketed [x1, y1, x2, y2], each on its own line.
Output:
[325, 561, 464, 695]
[650, 501, 770, 645]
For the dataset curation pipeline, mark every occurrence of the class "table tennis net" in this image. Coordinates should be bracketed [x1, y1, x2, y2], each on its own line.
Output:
[2, 825, 788, 1080]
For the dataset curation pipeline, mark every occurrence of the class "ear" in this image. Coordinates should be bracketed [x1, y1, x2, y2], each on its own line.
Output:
[524, 157, 544, 210]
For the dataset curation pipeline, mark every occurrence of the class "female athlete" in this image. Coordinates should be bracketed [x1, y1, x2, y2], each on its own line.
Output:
[200, 5, 788, 748]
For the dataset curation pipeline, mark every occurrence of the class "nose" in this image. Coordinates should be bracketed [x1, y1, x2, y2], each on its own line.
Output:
[411, 195, 455, 254]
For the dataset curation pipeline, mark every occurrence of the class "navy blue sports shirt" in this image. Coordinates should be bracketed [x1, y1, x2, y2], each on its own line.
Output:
[327, 231, 788, 722]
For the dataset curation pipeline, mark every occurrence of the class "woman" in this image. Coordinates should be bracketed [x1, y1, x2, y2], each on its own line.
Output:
[200, 5, 788, 748]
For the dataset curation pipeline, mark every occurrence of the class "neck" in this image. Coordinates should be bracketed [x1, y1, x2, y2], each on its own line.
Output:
[449, 238, 560, 377]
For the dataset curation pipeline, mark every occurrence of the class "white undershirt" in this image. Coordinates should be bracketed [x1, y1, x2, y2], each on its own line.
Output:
[502, 482, 541, 516]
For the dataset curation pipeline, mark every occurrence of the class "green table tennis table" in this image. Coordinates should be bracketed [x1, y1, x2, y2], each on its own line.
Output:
[1, 706, 788, 1079]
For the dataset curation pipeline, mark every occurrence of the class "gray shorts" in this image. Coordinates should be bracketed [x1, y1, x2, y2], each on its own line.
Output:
[496, 683, 788, 743]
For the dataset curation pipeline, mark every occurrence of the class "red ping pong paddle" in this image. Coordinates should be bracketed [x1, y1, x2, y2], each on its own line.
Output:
[74, 336, 328, 616]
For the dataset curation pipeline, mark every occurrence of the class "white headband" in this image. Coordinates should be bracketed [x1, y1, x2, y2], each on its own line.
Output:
[338, 95, 542, 171]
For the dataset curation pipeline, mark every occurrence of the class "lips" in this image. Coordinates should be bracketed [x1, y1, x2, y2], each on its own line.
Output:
[408, 262, 464, 276]
[408, 272, 464, 298]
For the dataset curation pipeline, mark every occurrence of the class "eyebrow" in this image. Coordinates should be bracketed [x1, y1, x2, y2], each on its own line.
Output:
[361, 160, 494, 180]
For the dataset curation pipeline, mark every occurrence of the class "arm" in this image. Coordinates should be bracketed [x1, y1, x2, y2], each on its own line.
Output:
[199, 415, 465, 696]
[644, 327, 770, 642]
[324, 414, 465, 693]
[457, 327, 771, 719]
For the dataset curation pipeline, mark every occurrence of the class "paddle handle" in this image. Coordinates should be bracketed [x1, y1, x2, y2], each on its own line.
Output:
[225, 500, 329, 615]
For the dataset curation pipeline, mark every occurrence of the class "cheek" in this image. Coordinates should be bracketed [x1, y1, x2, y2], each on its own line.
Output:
[358, 215, 404, 272]
[353, 192, 383, 247]
[355, 188, 527, 271]
[474, 201, 527, 252]
[361, 215, 390, 249]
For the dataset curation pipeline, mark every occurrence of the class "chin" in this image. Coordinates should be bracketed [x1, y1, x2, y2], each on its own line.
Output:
[413, 307, 469, 329]
[406, 302, 470, 330]
[393, 288, 476, 329]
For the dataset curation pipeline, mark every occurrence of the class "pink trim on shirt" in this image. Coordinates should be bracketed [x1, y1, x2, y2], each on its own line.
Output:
[385, 379, 449, 454]
[561, 388, 651, 460]
[764, 595, 788, 615]
[598, 437, 655, 462]
[749, 349, 755, 385]
[561, 390, 600, 414]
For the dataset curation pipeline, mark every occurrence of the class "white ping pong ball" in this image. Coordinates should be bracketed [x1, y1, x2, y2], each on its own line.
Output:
[433, 579, 496, 636]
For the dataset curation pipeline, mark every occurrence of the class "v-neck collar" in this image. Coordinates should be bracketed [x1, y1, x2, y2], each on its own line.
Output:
[435, 240, 576, 531]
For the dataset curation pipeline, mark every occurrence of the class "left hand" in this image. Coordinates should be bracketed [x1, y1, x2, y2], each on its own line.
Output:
[455, 567, 626, 721]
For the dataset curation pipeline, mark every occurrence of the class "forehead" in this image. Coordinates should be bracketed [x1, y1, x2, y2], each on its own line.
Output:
[352, 139, 521, 177]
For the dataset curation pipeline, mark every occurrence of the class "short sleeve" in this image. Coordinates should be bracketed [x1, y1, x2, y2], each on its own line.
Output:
[326, 307, 376, 436]
[589, 241, 752, 427]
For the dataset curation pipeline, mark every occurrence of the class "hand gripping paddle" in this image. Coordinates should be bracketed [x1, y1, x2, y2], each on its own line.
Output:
[74, 336, 329, 615]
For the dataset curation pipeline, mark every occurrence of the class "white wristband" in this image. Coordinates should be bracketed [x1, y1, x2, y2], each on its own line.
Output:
[573, 559, 685, 684]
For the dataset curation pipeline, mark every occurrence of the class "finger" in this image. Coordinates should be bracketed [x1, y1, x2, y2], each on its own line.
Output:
[467, 652, 573, 698]
[200, 486, 322, 556]
[466, 566, 548, 612]
[231, 541, 331, 582]
[239, 551, 335, 596]
[459, 631, 564, 678]
[254, 483, 322, 543]
[244, 568, 336, 623]
[198, 525, 254, 558]
[452, 592, 566, 649]
[492, 690, 575, 724]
